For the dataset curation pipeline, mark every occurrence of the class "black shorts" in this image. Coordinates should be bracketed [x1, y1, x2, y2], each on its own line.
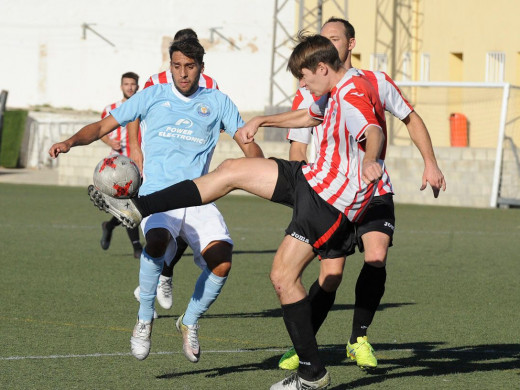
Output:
[270, 158, 357, 259]
[355, 193, 395, 252]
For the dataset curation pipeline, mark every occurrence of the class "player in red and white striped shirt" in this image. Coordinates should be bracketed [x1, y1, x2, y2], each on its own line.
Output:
[99, 72, 143, 259]
[278, 18, 446, 372]
[100, 72, 141, 158]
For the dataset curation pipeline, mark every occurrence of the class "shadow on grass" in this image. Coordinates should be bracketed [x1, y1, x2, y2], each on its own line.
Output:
[327, 342, 520, 389]
[156, 342, 520, 386]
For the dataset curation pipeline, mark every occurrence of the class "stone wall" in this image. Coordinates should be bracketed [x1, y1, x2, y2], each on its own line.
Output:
[55, 134, 520, 208]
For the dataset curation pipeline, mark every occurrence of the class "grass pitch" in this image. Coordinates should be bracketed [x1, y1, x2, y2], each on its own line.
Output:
[1, 183, 519, 389]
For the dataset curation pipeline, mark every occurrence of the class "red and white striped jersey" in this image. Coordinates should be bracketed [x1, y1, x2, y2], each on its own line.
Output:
[288, 68, 409, 199]
[101, 100, 138, 157]
[288, 68, 412, 143]
[143, 70, 218, 90]
[301, 69, 389, 222]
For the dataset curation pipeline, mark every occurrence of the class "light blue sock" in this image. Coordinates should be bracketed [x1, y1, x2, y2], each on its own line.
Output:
[183, 267, 227, 326]
[138, 249, 165, 322]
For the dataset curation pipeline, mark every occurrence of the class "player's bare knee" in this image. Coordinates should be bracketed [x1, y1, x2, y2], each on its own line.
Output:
[202, 241, 232, 277]
[364, 257, 387, 268]
[320, 273, 342, 291]
[215, 158, 247, 189]
[144, 228, 170, 258]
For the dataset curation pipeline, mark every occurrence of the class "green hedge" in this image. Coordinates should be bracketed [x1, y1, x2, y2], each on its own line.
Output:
[0, 109, 28, 168]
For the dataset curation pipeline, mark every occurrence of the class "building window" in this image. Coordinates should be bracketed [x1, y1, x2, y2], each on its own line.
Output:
[486, 52, 505, 82]
[370, 53, 388, 72]
[420, 53, 430, 81]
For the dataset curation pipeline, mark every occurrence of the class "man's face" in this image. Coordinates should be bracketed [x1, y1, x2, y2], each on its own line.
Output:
[299, 67, 328, 97]
[170, 51, 202, 96]
[320, 21, 352, 63]
[121, 77, 138, 99]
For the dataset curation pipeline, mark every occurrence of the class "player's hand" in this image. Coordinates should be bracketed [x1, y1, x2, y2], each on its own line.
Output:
[109, 139, 121, 151]
[130, 147, 144, 173]
[48, 142, 71, 158]
[361, 160, 383, 185]
[421, 164, 446, 198]
[237, 119, 260, 144]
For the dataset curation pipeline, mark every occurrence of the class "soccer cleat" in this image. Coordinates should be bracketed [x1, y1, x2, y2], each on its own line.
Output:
[270, 371, 330, 389]
[100, 221, 113, 250]
[176, 313, 200, 363]
[278, 347, 300, 370]
[133, 286, 158, 319]
[130, 318, 153, 360]
[346, 336, 377, 369]
[88, 185, 142, 229]
[156, 275, 173, 310]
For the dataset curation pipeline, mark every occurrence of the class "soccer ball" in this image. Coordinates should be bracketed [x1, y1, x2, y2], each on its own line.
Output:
[93, 155, 141, 198]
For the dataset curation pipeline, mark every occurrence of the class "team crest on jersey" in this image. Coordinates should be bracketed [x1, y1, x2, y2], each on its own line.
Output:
[196, 104, 211, 117]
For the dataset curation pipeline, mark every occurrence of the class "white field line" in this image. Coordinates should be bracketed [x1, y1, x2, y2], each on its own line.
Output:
[2, 347, 518, 361]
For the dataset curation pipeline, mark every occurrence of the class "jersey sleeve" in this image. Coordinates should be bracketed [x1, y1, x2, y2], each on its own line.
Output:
[143, 77, 154, 89]
[218, 93, 245, 138]
[380, 72, 413, 120]
[101, 105, 110, 120]
[342, 90, 382, 142]
[309, 94, 328, 120]
[111, 92, 148, 127]
[287, 89, 313, 144]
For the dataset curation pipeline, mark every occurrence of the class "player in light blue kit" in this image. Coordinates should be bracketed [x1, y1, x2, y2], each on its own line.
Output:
[48, 37, 263, 362]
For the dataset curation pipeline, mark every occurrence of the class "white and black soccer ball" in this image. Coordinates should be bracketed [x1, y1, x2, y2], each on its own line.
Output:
[93, 155, 141, 198]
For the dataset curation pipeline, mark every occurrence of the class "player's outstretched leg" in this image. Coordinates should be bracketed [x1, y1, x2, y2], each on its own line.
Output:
[88, 185, 142, 228]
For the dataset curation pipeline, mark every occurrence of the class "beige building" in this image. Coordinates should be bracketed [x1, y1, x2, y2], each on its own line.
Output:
[296, 0, 520, 148]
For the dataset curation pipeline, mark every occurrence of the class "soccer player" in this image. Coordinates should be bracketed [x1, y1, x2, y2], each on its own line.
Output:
[277, 17, 447, 371]
[87, 33, 387, 390]
[128, 28, 219, 313]
[99, 71, 143, 259]
[48, 37, 264, 363]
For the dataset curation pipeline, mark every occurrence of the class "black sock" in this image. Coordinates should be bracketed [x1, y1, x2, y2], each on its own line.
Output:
[308, 279, 336, 335]
[281, 297, 326, 381]
[135, 180, 202, 217]
[350, 263, 386, 344]
[106, 216, 121, 230]
[161, 237, 188, 277]
[126, 227, 141, 249]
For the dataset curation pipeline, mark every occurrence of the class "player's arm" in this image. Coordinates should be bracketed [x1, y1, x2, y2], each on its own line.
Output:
[48, 115, 120, 158]
[289, 141, 308, 162]
[402, 111, 446, 197]
[237, 109, 321, 144]
[127, 119, 143, 172]
[361, 125, 385, 185]
[233, 133, 265, 158]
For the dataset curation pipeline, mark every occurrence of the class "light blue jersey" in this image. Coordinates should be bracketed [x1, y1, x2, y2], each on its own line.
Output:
[111, 83, 244, 196]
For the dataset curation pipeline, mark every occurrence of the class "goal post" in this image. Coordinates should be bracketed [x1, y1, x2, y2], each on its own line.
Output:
[392, 81, 520, 208]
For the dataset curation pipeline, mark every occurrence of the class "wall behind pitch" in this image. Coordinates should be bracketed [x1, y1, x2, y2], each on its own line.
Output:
[0, 0, 294, 112]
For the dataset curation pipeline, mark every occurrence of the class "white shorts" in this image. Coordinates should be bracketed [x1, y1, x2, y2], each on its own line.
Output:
[140, 203, 233, 270]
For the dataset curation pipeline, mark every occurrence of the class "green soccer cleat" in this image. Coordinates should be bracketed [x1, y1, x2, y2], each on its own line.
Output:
[346, 336, 377, 369]
[278, 347, 300, 370]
